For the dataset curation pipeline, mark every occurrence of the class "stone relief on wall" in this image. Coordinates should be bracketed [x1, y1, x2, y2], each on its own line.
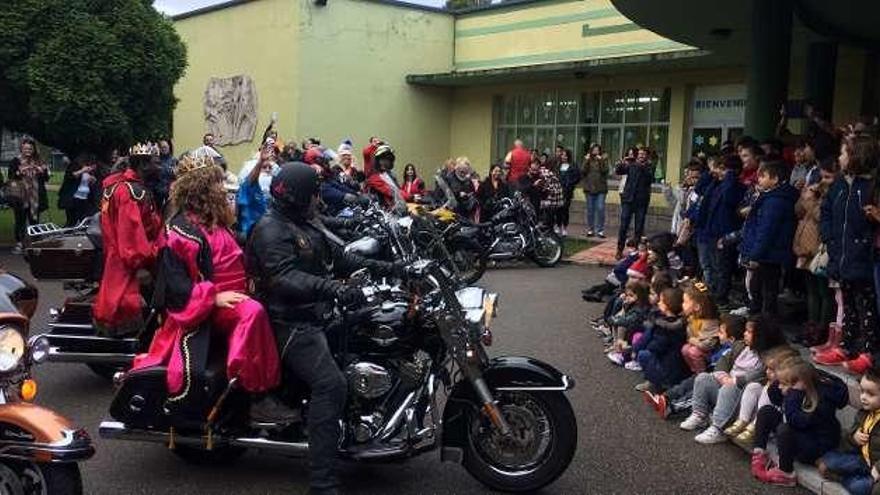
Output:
[203, 75, 257, 146]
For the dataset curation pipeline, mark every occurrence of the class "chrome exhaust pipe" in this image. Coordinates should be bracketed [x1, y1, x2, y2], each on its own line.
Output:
[488, 253, 514, 260]
[99, 421, 310, 455]
[46, 347, 135, 364]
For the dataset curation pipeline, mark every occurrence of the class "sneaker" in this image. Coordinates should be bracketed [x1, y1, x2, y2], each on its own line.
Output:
[734, 423, 756, 448]
[10, 243, 22, 255]
[750, 450, 769, 478]
[813, 346, 850, 366]
[633, 380, 652, 392]
[560, 227, 568, 237]
[624, 360, 643, 372]
[758, 467, 797, 487]
[656, 393, 670, 419]
[597, 231, 606, 239]
[730, 306, 750, 317]
[694, 425, 727, 444]
[679, 412, 708, 431]
[723, 419, 749, 437]
[844, 353, 873, 374]
[606, 351, 625, 366]
[586, 230, 595, 237]
[671, 396, 692, 411]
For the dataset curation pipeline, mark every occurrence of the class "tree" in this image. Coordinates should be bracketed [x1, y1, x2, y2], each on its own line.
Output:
[0, 0, 187, 157]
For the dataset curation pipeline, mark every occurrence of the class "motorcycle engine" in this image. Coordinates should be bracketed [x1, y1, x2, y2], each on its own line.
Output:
[345, 362, 393, 400]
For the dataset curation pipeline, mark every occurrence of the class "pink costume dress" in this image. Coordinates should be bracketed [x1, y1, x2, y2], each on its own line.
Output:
[133, 223, 280, 395]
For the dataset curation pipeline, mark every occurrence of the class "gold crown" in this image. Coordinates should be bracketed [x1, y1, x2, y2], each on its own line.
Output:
[175, 153, 215, 177]
[129, 142, 159, 157]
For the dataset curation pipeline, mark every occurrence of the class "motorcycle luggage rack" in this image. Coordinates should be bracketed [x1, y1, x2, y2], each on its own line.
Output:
[27, 218, 89, 242]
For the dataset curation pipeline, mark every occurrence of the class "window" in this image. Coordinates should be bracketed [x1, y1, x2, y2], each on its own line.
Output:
[493, 88, 671, 179]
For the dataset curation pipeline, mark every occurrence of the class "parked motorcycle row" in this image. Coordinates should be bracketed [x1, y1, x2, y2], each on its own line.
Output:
[5, 194, 573, 494]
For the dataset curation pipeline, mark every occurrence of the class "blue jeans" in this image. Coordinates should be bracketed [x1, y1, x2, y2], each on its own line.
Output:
[697, 240, 717, 291]
[585, 193, 606, 233]
[821, 451, 873, 495]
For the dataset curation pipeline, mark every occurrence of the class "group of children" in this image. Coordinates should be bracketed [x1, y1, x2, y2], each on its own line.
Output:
[590, 238, 880, 492]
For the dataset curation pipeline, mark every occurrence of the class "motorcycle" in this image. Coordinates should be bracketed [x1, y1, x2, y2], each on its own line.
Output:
[24, 220, 145, 380]
[0, 271, 94, 494]
[98, 259, 577, 492]
[467, 193, 563, 268]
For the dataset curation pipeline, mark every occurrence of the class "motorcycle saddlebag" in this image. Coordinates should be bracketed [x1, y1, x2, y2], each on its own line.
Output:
[110, 328, 229, 430]
[109, 366, 173, 429]
[26, 235, 96, 280]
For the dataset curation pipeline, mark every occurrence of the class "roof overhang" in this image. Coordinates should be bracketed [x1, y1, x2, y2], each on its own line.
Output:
[407, 48, 714, 87]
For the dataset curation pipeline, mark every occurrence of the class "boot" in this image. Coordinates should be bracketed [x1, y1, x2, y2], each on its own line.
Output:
[810, 323, 842, 355]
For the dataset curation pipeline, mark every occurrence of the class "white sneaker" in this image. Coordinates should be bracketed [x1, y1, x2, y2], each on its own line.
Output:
[694, 425, 727, 444]
[561, 227, 568, 237]
[606, 351, 625, 366]
[679, 412, 708, 431]
[624, 360, 642, 372]
[730, 306, 749, 317]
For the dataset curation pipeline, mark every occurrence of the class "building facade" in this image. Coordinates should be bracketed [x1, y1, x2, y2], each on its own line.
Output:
[171, 0, 877, 204]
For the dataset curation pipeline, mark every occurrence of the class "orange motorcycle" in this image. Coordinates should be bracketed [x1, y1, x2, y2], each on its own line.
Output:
[0, 271, 94, 494]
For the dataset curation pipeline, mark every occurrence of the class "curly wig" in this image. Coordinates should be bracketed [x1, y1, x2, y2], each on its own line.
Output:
[170, 156, 234, 228]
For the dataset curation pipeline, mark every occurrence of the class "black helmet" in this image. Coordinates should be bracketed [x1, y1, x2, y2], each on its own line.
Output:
[373, 144, 395, 171]
[271, 162, 318, 220]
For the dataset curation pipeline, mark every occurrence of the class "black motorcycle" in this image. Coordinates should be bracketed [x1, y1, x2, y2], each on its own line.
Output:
[99, 259, 577, 492]
[469, 193, 563, 268]
[24, 219, 145, 380]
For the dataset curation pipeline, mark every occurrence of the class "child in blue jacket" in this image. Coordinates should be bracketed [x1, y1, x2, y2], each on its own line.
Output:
[739, 160, 798, 316]
[815, 135, 879, 372]
[634, 287, 688, 393]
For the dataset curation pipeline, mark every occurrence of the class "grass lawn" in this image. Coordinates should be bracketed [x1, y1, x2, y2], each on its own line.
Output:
[0, 190, 66, 246]
[562, 237, 598, 258]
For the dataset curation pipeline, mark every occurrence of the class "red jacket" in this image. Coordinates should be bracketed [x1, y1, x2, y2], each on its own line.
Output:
[366, 172, 401, 209]
[507, 146, 531, 184]
[400, 178, 425, 202]
[362, 143, 378, 177]
[94, 169, 162, 333]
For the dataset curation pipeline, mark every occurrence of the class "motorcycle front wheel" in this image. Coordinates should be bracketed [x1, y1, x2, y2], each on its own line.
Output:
[0, 461, 83, 495]
[463, 391, 577, 492]
[530, 233, 562, 267]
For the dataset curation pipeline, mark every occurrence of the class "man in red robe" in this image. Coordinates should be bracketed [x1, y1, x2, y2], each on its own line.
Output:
[361, 136, 382, 177]
[94, 143, 163, 335]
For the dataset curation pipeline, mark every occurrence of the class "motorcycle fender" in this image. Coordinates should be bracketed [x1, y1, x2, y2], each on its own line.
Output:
[440, 356, 574, 463]
[0, 403, 94, 462]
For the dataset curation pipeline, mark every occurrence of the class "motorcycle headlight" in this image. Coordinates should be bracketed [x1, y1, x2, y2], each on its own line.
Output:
[28, 335, 50, 365]
[0, 327, 25, 373]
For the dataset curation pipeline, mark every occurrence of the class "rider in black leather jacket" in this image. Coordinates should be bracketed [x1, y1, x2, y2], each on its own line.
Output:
[246, 162, 398, 495]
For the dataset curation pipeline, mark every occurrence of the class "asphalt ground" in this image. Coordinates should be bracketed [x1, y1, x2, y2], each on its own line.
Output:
[11, 255, 806, 494]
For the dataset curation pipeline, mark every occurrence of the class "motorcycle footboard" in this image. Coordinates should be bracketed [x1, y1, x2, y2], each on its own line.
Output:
[41, 333, 138, 365]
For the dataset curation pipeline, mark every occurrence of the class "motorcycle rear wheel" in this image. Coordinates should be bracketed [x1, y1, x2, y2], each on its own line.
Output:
[530, 234, 562, 267]
[463, 391, 576, 492]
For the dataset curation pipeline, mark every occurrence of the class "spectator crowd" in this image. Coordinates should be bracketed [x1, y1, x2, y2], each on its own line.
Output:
[585, 107, 880, 493]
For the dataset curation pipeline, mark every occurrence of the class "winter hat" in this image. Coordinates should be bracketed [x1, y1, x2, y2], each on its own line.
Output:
[337, 142, 353, 156]
[303, 147, 324, 165]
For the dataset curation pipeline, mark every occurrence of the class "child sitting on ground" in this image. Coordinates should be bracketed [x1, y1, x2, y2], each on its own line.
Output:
[605, 279, 651, 366]
[725, 345, 800, 446]
[817, 367, 880, 495]
[681, 282, 721, 373]
[751, 359, 849, 487]
[680, 315, 785, 444]
[631, 287, 688, 393]
[621, 272, 675, 371]
[582, 238, 639, 303]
